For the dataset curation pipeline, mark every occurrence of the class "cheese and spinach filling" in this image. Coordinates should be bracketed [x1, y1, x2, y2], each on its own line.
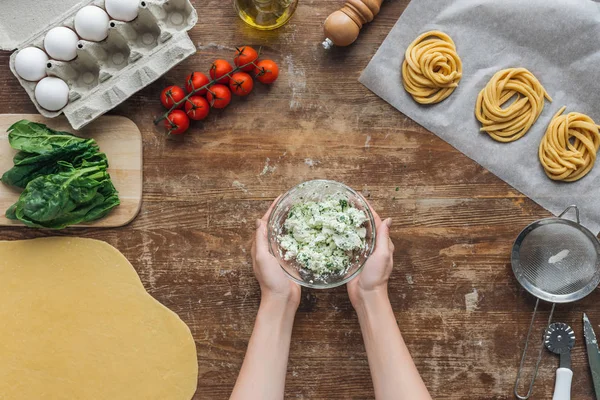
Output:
[278, 197, 367, 278]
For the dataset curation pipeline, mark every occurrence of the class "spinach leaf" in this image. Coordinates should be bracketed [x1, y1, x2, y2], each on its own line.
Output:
[6, 120, 84, 153]
[2, 119, 120, 229]
[6, 162, 120, 229]
[5, 203, 17, 220]
[2, 136, 103, 188]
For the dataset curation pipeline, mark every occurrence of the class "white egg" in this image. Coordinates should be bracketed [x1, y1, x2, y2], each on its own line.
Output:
[75, 6, 110, 42]
[105, 0, 139, 22]
[44, 27, 79, 61]
[35, 77, 70, 111]
[14, 47, 48, 82]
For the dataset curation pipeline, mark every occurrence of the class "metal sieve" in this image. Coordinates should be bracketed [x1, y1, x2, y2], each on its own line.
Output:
[512, 205, 600, 399]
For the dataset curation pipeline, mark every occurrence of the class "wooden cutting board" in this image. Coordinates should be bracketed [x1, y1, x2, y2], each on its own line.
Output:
[0, 114, 142, 228]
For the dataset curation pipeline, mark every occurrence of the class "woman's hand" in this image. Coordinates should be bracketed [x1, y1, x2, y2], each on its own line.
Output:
[252, 199, 301, 309]
[231, 199, 301, 400]
[347, 207, 394, 309]
[346, 207, 432, 400]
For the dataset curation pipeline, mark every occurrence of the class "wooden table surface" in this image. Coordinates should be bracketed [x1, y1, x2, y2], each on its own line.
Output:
[1, 1, 599, 399]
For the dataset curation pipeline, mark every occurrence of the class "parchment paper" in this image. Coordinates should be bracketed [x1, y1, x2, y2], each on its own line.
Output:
[359, 0, 600, 234]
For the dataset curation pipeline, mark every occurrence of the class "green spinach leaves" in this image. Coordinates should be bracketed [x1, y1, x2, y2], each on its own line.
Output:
[2, 120, 106, 188]
[2, 120, 120, 229]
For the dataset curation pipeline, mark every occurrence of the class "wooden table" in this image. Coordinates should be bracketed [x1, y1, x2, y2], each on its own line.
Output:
[1, 1, 598, 399]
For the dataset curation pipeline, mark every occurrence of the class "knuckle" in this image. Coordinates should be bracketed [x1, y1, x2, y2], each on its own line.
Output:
[255, 251, 270, 265]
[378, 248, 391, 260]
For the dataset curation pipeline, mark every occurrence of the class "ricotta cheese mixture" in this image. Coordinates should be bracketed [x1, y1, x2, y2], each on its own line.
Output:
[278, 196, 368, 278]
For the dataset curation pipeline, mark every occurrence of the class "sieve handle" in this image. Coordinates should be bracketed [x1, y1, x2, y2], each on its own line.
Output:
[552, 367, 572, 400]
[514, 300, 556, 399]
[558, 205, 580, 224]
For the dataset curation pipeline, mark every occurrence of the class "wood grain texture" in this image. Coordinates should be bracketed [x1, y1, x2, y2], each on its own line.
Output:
[0, 114, 142, 227]
[0, 0, 598, 399]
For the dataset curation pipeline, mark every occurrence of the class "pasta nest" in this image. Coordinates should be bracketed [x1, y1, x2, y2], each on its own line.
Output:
[475, 68, 551, 142]
[402, 30, 462, 104]
[539, 106, 600, 182]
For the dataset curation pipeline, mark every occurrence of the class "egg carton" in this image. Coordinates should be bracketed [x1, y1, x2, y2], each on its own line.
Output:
[0, 0, 197, 130]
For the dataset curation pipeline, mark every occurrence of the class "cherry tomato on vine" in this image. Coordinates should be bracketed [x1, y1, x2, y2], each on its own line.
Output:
[254, 60, 279, 84]
[229, 72, 253, 96]
[209, 59, 233, 84]
[234, 46, 258, 72]
[160, 85, 186, 109]
[206, 84, 232, 109]
[185, 72, 209, 95]
[185, 96, 210, 120]
[164, 110, 190, 134]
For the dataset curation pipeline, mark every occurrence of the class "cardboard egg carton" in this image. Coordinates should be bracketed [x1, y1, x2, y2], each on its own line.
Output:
[1, 0, 197, 130]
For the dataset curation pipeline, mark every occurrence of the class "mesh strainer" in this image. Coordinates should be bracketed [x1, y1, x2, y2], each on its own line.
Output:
[512, 205, 600, 399]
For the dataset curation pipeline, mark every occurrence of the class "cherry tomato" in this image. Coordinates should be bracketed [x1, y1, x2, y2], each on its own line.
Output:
[254, 60, 279, 84]
[160, 85, 185, 109]
[185, 72, 210, 95]
[229, 72, 254, 96]
[206, 84, 232, 109]
[185, 96, 210, 120]
[164, 110, 189, 135]
[234, 46, 259, 72]
[209, 59, 233, 84]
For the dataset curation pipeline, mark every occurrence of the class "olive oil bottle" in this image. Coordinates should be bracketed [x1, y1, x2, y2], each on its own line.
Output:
[234, 0, 298, 30]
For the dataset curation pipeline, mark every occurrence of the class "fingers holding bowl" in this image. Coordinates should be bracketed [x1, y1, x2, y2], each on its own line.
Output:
[261, 195, 281, 222]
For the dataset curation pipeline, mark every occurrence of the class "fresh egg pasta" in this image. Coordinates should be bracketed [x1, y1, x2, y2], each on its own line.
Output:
[539, 106, 600, 182]
[475, 68, 551, 142]
[402, 30, 462, 104]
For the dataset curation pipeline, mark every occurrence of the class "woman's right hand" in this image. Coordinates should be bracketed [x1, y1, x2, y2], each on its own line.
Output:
[346, 208, 394, 309]
[252, 198, 301, 309]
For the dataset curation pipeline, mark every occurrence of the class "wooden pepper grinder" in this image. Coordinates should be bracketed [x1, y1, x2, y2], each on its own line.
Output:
[322, 0, 383, 49]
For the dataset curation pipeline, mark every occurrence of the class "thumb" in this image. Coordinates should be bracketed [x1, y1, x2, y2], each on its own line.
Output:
[375, 218, 392, 251]
[255, 219, 269, 253]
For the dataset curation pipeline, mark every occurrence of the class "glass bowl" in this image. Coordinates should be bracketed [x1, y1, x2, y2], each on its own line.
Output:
[267, 179, 376, 289]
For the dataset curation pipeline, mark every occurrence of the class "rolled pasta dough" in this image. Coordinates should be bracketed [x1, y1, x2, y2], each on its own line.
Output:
[0, 237, 198, 400]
